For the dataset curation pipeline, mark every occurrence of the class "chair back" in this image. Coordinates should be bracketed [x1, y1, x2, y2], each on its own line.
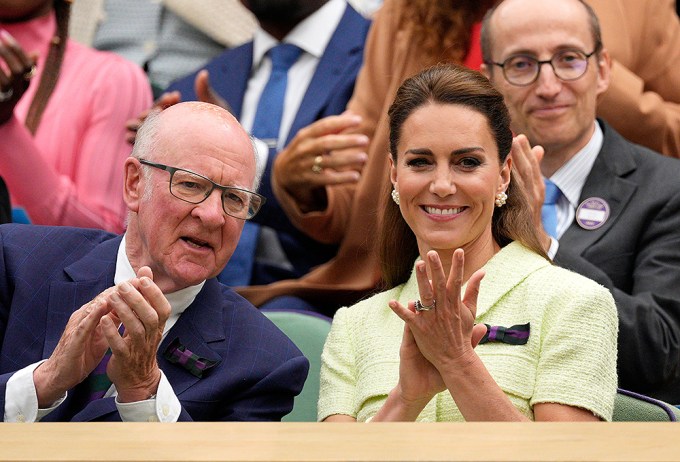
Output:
[263, 309, 332, 422]
[613, 388, 680, 421]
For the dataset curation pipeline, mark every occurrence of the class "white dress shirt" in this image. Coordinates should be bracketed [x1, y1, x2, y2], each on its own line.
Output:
[546, 121, 604, 259]
[4, 235, 204, 422]
[240, 0, 347, 152]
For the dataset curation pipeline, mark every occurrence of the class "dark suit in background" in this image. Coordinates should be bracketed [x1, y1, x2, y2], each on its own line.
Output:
[0, 178, 10, 224]
[167, 4, 370, 285]
[554, 120, 680, 403]
[0, 225, 308, 421]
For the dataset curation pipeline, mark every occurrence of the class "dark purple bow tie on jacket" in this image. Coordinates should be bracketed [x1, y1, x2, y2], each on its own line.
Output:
[478, 322, 530, 345]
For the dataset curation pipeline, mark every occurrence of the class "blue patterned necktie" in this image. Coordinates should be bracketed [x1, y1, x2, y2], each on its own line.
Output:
[542, 178, 562, 239]
[220, 43, 303, 287]
[251, 43, 303, 146]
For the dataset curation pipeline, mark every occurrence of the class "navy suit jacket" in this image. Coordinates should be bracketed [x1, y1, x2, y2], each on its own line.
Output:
[554, 120, 680, 403]
[0, 178, 9, 224]
[0, 225, 309, 421]
[167, 4, 371, 281]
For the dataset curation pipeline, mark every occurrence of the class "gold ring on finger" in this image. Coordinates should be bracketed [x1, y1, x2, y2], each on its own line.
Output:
[312, 155, 323, 174]
[22, 65, 37, 80]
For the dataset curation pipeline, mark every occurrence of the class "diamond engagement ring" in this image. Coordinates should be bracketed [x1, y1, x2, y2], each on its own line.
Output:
[415, 300, 435, 312]
[312, 155, 323, 174]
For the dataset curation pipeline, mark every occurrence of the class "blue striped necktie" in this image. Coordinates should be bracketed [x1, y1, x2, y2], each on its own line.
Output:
[251, 43, 303, 147]
[542, 179, 562, 239]
[220, 43, 303, 286]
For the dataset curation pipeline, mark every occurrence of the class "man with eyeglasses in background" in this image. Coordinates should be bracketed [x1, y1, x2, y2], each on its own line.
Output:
[0, 101, 308, 422]
[481, 0, 680, 404]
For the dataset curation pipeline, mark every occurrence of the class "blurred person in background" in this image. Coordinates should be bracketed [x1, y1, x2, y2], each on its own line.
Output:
[69, 0, 257, 96]
[481, 0, 680, 403]
[0, 0, 152, 232]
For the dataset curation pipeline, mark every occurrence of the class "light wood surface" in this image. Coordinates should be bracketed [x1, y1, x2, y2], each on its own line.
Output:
[0, 422, 678, 461]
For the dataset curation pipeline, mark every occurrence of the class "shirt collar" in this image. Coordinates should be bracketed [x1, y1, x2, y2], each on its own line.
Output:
[115, 234, 205, 320]
[251, 0, 346, 67]
[550, 121, 603, 208]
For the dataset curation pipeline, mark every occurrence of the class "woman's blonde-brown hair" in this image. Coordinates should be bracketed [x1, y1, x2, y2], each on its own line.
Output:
[380, 63, 548, 288]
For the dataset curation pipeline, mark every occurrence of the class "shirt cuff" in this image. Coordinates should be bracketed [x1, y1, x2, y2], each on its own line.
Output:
[115, 370, 181, 422]
[547, 236, 559, 260]
[4, 360, 66, 422]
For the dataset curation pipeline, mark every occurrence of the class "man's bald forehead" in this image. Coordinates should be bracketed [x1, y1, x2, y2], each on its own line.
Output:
[159, 101, 243, 133]
[481, 0, 600, 61]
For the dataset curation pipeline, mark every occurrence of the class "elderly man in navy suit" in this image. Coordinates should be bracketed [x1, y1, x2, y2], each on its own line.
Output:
[481, 0, 680, 403]
[0, 102, 308, 422]
[140, 0, 371, 301]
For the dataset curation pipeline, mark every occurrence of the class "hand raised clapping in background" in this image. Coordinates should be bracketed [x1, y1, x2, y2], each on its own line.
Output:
[0, 29, 37, 124]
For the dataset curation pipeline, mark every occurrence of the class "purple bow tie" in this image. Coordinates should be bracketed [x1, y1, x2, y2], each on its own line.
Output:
[479, 322, 530, 345]
[163, 338, 218, 378]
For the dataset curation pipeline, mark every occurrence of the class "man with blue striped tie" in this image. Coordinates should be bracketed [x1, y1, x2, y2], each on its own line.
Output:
[482, 0, 680, 403]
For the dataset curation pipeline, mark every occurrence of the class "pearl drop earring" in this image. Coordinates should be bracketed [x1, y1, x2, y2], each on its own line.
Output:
[495, 191, 507, 207]
[391, 188, 400, 205]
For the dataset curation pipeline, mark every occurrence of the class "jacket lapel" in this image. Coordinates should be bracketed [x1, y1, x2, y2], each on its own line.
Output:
[397, 243, 549, 319]
[43, 237, 120, 357]
[157, 278, 225, 396]
[211, 43, 253, 119]
[43, 237, 119, 421]
[474, 243, 549, 318]
[560, 121, 638, 255]
[286, 5, 367, 144]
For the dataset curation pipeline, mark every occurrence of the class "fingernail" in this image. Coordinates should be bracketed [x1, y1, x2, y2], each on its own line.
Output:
[140, 277, 151, 287]
[118, 282, 131, 293]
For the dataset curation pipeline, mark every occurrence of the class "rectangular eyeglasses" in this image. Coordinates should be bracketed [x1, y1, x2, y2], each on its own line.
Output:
[139, 159, 265, 220]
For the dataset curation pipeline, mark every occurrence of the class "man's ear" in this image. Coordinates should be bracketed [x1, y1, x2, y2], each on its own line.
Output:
[595, 47, 611, 98]
[123, 158, 143, 213]
[480, 62, 491, 80]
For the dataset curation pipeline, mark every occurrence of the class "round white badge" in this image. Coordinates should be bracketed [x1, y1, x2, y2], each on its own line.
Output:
[576, 197, 610, 230]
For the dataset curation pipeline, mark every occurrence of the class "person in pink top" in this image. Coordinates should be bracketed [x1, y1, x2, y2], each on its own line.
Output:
[0, 0, 152, 232]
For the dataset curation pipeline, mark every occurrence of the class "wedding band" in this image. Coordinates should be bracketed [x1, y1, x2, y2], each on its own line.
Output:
[23, 65, 36, 80]
[311, 155, 323, 174]
[415, 300, 435, 312]
[0, 87, 13, 102]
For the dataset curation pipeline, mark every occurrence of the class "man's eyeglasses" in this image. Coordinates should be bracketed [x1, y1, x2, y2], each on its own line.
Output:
[485, 43, 602, 87]
[139, 159, 265, 220]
